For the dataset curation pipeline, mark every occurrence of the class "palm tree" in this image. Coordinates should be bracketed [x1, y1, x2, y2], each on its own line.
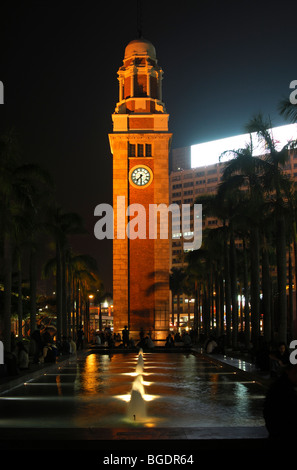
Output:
[182, 274, 196, 330]
[185, 220, 226, 341]
[283, 182, 297, 339]
[169, 267, 185, 330]
[195, 189, 241, 346]
[278, 97, 297, 125]
[43, 250, 102, 339]
[185, 252, 203, 339]
[0, 132, 53, 351]
[46, 207, 86, 339]
[219, 139, 268, 347]
[68, 253, 103, 337]
[246, 113, 293, 343]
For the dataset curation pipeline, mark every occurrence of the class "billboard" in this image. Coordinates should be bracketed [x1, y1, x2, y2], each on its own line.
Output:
[191, 124, 297, 168]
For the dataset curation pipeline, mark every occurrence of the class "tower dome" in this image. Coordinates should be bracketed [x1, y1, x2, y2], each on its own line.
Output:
[124, 38, 156, 60]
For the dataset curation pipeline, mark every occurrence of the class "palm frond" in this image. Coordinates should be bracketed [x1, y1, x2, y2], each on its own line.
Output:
[278, 97, 297, 123]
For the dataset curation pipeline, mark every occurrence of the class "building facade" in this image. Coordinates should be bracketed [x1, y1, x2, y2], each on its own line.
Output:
[109, 38, 172, 340]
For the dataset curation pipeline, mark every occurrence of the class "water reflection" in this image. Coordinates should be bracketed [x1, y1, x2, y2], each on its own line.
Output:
[0, 351, 266, 432]
[116, 350, 160, 425]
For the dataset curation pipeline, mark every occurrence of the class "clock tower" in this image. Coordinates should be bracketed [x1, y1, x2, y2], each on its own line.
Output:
[109, 37, 172, 341]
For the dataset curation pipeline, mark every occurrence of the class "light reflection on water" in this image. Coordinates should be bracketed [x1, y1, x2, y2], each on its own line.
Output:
[0, 352, 266, 429]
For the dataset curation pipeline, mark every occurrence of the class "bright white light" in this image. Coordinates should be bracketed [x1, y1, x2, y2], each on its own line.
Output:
[115, 394, 131, 402]
[115, 394, 159, 402]
[191, 124, 297, 168]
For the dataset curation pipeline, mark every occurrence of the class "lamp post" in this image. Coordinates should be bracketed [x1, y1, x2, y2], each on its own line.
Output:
[86, 294, 94, 342]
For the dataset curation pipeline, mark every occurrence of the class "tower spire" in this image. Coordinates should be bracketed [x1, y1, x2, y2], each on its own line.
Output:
[137, 0, 142, 38]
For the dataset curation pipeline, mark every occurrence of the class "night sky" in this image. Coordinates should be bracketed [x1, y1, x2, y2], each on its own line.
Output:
[1, 0, 297, 293]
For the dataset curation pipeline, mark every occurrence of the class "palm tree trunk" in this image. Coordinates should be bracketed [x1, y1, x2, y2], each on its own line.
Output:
[67, 266, 72, 338]
[230, 227, 238, 348]
[177, 293, 180, 330]
[187, 296, 191, 328]
[224, 233, 232, 347]
[219, 273, 225, 337]
[243, 238, 250, 348]
[250, 226, 260, 348]
[72, 274, 76, 336]
[3, 233, 12, 352]
[29, 249, 37, 335]
[56, 240, 62, 340]
[214, 270, 220, 336]
[288, 243, 293, 342]
[171, 293, 175, 326]
[262, 242, 271, 343]
[99, 303, 102, 331]
[198, 283, 202, 336]
[276, 213, 287, 343]
[61, 248, 67, 337]
[292, 222, 297, 338]
[17, 256, 23, 340]
[204, 277, 211, 338]
[194, 281, 199, 341]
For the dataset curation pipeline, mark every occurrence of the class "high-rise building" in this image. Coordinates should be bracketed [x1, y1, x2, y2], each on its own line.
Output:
[170, 125, 297, 328]
[109, 38, 172, 340]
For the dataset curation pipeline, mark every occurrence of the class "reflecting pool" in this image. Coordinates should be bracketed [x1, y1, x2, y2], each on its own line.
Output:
[0, 351, 267, 436]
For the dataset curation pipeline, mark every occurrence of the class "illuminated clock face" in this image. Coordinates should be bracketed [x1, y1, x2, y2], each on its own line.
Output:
[131, 167, 151, 186]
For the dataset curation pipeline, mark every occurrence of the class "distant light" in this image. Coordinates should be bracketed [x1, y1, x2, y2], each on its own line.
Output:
[191, 124, 297, 168]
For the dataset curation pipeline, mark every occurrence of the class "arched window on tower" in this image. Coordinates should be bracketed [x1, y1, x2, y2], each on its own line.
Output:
[134, 74, 147, 97]
[150, 76, 159, 99]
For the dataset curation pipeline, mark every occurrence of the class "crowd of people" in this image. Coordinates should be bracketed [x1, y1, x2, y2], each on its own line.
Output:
[91, 326, 196, 350]
[92, 326, 155, 350]
[30, 325, 78, 364]
[165, 330, 192, 348]
[1, 325, 82, 378]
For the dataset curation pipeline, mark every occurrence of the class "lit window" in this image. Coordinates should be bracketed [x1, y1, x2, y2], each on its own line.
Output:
[146, 144, 152, 157]
[128, 143, 136, 157]
[137, 144, 144, 157]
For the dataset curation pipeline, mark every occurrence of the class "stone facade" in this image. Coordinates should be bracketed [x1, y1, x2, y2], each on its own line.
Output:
[109, 38, 172, 340]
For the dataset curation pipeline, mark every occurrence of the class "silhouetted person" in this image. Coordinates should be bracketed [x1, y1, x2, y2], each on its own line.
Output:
[165, 334, 174, 348]
[31, 325, 43, 363]
[41, 342, 57, 363]
[182, 331, 192, 348]
[122, 326, 129, 348]
[17, 341, 29, 370]
[41, 328, 52, 346]
[68, 336, 77, 354]
[174, 332, 181, 343]
[263, 363, 297, 440]
[61, 335, 70, 354]
[269, 342, 290, 377]
[76, 326, 84, 350]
